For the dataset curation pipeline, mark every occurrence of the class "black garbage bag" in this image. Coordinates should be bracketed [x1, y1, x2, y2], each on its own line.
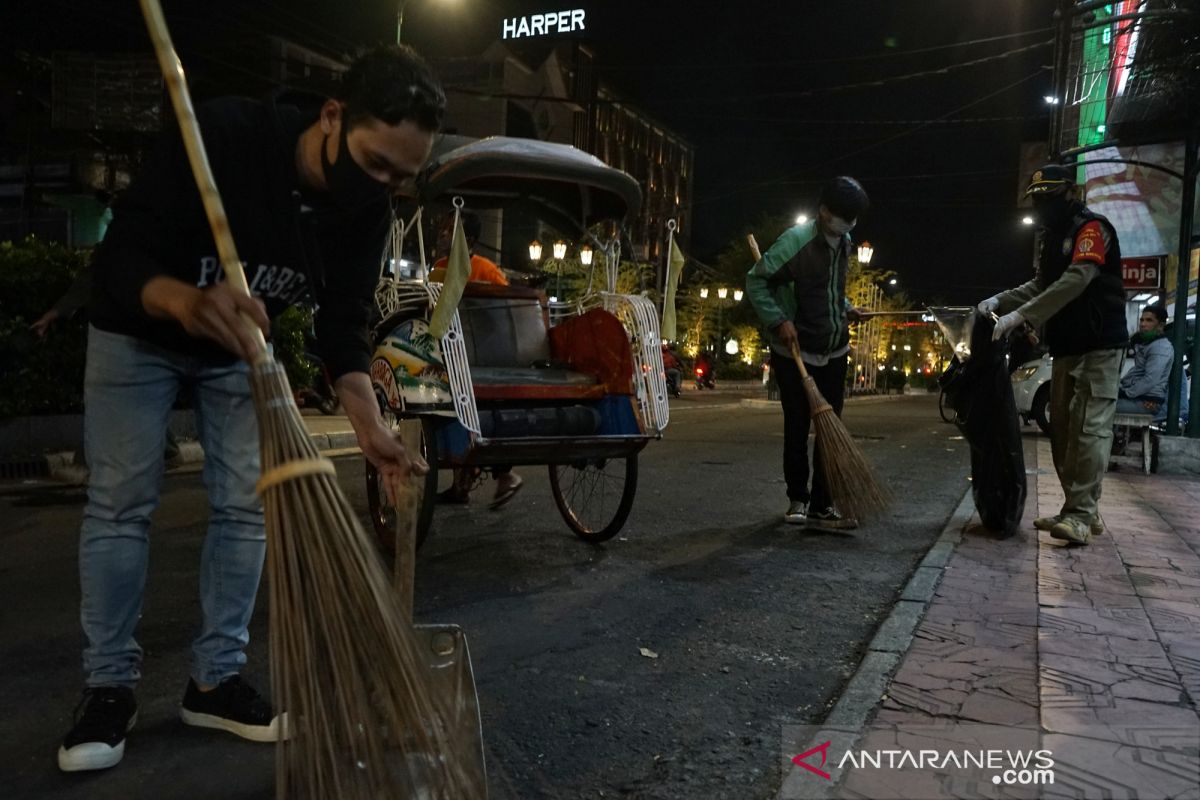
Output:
[938, 311, 1027, 536]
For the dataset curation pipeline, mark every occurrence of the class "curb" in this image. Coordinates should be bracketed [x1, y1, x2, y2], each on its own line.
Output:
[792, 485, 975, 800]
[740, 393, 921, 410]
[41, 432, 358, 485]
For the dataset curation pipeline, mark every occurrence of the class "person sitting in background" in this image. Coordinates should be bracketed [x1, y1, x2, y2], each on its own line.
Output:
[428, 211, 507, 285]
[1118, 303, 1173, 421]
[661, 343, 682, 392]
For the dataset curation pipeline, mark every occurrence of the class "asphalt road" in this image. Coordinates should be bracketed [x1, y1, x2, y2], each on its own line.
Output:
[0, 391, 974, 799]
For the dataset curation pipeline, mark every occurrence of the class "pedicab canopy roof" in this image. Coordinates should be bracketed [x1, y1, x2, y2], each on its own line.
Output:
[412, 136, 642, 230]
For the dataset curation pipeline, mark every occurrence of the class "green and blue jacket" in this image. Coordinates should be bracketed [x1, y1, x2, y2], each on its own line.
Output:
[745, 222, 852, 358]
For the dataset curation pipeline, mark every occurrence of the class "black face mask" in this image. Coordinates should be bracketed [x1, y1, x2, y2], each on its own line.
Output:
[321, 120, 388, 209]
[1031, 194, 1075, 229]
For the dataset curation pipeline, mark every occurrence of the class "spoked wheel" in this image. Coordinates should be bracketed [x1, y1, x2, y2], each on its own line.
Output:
[365, 414, 439, 555]
[1031, 384, 1052, 436]
[938, 388, 956, 423]
[549, 454, 638, 543]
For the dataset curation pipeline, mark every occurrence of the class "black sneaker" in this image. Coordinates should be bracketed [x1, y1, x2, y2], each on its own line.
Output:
[437, 487, 469, 504]
[58, 686, 138, 772]
[180, 675, 284, 742]
[808, 507, 859, 530]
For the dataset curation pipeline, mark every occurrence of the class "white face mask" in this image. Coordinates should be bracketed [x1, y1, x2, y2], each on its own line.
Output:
[826, 215, 856, 236]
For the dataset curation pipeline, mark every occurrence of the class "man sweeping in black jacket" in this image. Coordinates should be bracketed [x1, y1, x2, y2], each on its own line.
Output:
[58, 45, 443, 773]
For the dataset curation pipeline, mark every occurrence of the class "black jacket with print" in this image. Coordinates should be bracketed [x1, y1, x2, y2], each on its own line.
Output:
[88, 91, 390, 379]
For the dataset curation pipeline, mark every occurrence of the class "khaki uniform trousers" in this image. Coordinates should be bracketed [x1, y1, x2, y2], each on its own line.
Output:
[1048, 347, 1122, 524]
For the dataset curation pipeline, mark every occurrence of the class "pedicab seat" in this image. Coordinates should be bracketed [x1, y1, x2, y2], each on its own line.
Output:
[457, 283, 625, 402]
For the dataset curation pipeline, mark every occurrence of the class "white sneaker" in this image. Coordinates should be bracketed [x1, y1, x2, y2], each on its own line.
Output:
[784, 501, 807, 525]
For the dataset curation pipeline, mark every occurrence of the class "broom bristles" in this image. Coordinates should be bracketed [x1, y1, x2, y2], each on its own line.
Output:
[251, 359, 482, 799]
[800, 376, 890, 521]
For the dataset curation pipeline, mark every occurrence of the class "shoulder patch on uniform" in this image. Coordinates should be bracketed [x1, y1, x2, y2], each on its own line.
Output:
[1072, 221, 1105, 264]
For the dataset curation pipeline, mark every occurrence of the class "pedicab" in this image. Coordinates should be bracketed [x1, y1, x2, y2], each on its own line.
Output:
[364, 136, 671, 551]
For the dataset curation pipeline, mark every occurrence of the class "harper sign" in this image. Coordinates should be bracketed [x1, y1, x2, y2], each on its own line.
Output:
[1122, 256, 1163, 290]
[503, 9, 586, 39]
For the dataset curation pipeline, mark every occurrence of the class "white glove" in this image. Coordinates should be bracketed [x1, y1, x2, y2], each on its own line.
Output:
[977, 296, 1000, 314]
[992, 310, 1025, 341]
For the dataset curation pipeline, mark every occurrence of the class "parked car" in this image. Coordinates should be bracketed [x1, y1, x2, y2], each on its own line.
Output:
[1011, 354, 1052, 435]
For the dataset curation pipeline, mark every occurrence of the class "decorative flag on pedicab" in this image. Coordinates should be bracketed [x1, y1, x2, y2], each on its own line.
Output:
[660, 231, 686, 341]
[428, 207, 471, 340]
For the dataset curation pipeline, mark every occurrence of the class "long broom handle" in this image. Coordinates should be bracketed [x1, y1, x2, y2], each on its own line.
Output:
[138, 0, 268, 361]
[747, 233, 818, 384]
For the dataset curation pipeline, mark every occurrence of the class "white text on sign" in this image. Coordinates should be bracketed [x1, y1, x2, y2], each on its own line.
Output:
[503, 9, 586, 39]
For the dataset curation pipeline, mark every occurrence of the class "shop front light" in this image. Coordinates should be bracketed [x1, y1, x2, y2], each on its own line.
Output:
[1012, 365, 1040, 382]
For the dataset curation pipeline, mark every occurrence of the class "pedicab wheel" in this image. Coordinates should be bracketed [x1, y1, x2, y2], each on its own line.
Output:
[365, 413, 439, 554]
[937, 388, 955, 423]
[549, 454, 638, 543]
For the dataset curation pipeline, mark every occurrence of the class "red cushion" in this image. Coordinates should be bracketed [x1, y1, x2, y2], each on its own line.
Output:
[548, 309, 635, 395]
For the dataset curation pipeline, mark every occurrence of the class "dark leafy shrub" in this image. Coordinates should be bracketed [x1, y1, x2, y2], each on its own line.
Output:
[0, 237, 315, 418]
[0, 237, 90, 417]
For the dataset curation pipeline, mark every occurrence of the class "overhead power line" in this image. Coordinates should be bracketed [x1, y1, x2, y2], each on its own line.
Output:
[593, 27, 1056, 71]
[690, 70, 1047, 209]
[665, 113, 1049, 128]
[668, 39, 1053, 104]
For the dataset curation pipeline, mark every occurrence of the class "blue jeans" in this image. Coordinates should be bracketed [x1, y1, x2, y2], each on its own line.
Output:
[80, 326, 265, 689]
[1116, 395, 1163, 420]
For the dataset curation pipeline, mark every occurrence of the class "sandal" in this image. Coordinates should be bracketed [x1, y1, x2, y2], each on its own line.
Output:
[488, 474, 524, 510]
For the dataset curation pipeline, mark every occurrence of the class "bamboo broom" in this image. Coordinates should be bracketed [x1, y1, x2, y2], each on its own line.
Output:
[138, 1, 480, 797]
[748, 234, 889, 521]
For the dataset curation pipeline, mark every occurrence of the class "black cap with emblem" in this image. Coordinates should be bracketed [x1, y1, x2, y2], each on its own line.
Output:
[1025, 164, 1075, 196]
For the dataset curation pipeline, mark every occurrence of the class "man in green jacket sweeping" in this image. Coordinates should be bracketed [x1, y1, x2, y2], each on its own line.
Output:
[746, 176, 870, 529]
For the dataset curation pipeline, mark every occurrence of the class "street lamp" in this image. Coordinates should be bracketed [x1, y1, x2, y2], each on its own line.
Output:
[717, 287, 728, 299]
[528, 240, 543, 262]
[857, 242, 874, 266]
[1021, 216, 1035, 226]
[550, 241, 568, 299]
[734, 289, 743, 302]
[579, 245, 593, 266]
[795, 214, 809, 225]
[397, 0, 455, 43]
[699, 287, 709, 299]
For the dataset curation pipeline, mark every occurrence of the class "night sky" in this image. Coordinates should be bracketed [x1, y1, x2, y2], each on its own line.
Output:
[394, 0, 1062, 305]
[8, 0, 1062, 305]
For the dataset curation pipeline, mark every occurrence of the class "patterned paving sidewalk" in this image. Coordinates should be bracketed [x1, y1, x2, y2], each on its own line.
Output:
[833, 439, 1200, 799]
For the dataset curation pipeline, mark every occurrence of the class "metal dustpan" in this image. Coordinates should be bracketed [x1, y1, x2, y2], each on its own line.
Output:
[394, 421, 488, 797]
[927, 306, 977, 362]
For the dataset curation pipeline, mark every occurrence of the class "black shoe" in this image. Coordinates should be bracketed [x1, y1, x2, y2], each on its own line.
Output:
[436, 486, 469, 505]
[58, 686, 138, 772]
[807, 507, 859, 530]
[181, 675, 284, 742]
